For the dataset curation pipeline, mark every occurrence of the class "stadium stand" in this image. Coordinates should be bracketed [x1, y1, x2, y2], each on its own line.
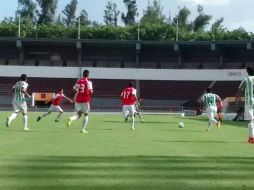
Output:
[0, 38, 253, 110]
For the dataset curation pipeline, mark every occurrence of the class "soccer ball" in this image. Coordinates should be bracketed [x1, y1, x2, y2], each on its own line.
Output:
[178, 122, 184, 128]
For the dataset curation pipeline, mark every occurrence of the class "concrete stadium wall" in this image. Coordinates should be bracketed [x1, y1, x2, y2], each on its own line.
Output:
[0, 66, 247, 81]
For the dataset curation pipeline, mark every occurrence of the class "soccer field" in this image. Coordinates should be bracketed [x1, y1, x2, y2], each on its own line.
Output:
[0, 112, 254, 190]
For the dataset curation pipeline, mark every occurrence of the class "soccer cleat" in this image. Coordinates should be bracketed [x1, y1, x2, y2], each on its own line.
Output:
[216, 121, 221, 129]
[67, 119, 71, 128]
[80, 130, 88, 134]
[131, 127, 135, 131]
[6, 117, 10, 127]
[55, 120, 59, 122]
[24, 127, 31, 131]
[124, 117, 128, 122]
[206, 128, 210, 132]
[141, 119, 145, 123]
[37, 116, 41, 122]
[248, 137, 254, 144]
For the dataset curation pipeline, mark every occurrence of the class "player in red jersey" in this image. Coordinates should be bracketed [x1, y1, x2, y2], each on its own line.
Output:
[121, 82, 138, 130]
[67, 70, 93, 133]
[37, 89, 73, 122]
[216, 97, 223, 124]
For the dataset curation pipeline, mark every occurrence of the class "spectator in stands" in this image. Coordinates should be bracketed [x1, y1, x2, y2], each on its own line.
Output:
[200, 88, 222, 131]
[37, 89, 73, 123]
[67, 70, 93, 134]
[233, 106, 244, 121]
[121, 82, 138, 130]
[235, 67, 254, 143]
[6, 74, 31, 131]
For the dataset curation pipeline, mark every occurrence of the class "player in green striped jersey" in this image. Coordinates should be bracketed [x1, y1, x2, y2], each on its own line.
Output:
[6, 74, 31, 131]
[201, 88, 221, 131]
[235, 67, 254, 144]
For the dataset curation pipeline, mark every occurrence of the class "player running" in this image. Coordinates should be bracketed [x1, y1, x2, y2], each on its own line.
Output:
[121, 82, 138, 130]
[125, 98, 144, 123]
[201, 88, 222, 131]
[235, 67, 254, 144]
[67, 70, 93, 134]
[6, 74, 31, 131]
[37, 89, 73, 122]
[134, 98, 145, 123]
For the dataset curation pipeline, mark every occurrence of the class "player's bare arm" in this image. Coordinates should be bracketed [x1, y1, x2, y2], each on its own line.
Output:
[21, 88, 31, 98]
[63, 94, 74, 103]
[235, 89, 242, 105]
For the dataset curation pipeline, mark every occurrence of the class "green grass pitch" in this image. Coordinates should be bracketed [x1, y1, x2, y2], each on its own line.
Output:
[0, 111, 254, 190]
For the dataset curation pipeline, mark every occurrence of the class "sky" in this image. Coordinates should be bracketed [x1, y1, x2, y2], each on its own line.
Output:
[0, 0, 254, 32]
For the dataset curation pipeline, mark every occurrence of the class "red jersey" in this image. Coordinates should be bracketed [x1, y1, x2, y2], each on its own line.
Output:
[121, 87, 136, 105]
[74, 77, 93, 103]
[52, 93, 63, 106]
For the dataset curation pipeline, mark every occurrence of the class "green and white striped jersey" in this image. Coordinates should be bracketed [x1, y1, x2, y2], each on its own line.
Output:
[201, 93, 220, 109]
[239, 76, 254, 106]
[12, 81, 28, 102]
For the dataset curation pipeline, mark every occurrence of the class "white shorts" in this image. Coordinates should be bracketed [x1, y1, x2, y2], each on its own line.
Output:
[75, 102, 90, 113]
[123, 105, 135, 117]
[244, 105, 254, 121]
[48, 105, 63, 112]
[206, 106, 217, 120]
[12, 101, 27, 114]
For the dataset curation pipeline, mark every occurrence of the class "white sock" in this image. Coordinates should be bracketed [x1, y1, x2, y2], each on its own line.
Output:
[208, 121, 212, 128]
[56, 112, 62, 120]
[138, 113, 143, 121]
[69, 115, 78, 121]
[210, 118, 218, 125]
[131, 116, 135, 128]
[9, 112, 18, 123]
[82, 116, 88, 131]
[248, 122, 254, 138]
[23, 115, 28, 129]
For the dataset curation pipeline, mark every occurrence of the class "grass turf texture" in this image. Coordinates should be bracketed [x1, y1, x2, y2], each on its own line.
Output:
[0, 112, 253, 190]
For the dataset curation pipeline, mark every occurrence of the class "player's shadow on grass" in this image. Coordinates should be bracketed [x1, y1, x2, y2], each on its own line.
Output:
[166, 129, 204, 133]
[184, 117, 247, 128]
[1, 155, 254, 190]
[154, 140, 242, 143]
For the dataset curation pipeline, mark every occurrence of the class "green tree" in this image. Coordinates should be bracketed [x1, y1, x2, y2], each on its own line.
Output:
[36, 0, 58, 24]
[140, 0, 166, 24]
[173, 6, 191, 30]
[192, 5, 212, 32]
[16, 0, 37, 23]
[78, 9, 91, 26]
[62, 0, 78, 27]
[211, 17, 225, 31]
[103, 1, 120, 26]
[122, 0, 138, 25]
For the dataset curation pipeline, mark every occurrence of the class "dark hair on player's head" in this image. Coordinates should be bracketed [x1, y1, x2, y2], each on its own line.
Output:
[246, 67, 254, 76]
[83, 70, 89, 77]
[206, 88, 212, 93]
[20, 74, 27, 81]
[58, 88, 63, 92]
[129, 81, 134, 87]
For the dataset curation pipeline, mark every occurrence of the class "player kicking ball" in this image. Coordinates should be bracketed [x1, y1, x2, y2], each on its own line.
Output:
[37, 89, 73, 122]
